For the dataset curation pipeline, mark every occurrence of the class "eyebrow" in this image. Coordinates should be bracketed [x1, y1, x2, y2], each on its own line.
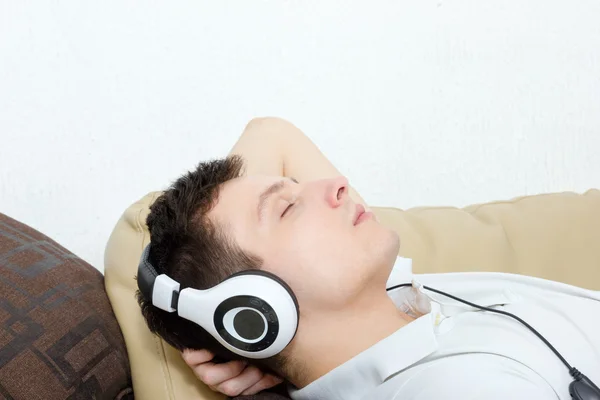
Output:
[257, 178, 298, 222]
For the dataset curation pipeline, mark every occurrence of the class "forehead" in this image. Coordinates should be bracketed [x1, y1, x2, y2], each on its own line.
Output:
[208, 175, 282, 226]
[219, 174, 282, 203]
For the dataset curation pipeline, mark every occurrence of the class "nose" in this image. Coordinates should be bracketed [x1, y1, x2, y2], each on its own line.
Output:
[324, 176, 349, 208]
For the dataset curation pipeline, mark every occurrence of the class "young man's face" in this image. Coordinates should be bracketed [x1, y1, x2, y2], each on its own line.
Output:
[209, 175, 400, 312]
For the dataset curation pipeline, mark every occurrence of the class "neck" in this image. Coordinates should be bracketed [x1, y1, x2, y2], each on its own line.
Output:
[285, 290, 414, 389]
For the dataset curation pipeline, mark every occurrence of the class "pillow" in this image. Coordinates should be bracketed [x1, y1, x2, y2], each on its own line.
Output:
[0, 213, 132, 399]
[104, 189, 600, 400]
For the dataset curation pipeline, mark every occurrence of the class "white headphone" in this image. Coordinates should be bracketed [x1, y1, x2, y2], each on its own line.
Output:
[137, 245, 300, 359]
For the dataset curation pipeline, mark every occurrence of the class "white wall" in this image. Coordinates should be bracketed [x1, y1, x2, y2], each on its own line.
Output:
[1, 1, 599, 272]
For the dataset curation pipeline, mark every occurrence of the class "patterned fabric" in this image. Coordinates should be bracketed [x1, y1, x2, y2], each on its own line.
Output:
[0, 213, 132, 400]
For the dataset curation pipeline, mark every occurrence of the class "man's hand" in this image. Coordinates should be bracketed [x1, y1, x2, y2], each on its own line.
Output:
[182, 349, 283, 397]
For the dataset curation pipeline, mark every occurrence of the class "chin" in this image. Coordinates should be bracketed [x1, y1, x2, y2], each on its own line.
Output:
[369, 225, 401, 261]
[383, 230, 401, 258]
[357, 230, 399, 285]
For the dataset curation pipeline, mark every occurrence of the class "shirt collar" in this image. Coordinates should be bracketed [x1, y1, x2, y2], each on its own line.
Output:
[290, 257, 440, 400]
[289, 311, 439, 400]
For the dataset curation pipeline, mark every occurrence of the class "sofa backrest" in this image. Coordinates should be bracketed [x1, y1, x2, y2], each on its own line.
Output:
[104, 189, 600, 400]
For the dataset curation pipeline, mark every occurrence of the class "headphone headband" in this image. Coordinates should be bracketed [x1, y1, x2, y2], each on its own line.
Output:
[137, 245, 158, 303]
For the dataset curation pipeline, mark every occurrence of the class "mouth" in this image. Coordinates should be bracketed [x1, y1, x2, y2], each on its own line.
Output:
[353, 204, 373, 226]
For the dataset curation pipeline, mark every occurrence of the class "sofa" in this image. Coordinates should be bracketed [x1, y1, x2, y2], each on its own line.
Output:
[1, 189, 598, 399]
[103, 189, 600, 400]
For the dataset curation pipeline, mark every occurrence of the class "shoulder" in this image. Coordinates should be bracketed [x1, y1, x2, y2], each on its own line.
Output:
[376, 354, 559, 400]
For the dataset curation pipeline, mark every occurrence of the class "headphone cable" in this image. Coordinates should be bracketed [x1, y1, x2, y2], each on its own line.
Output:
[386, 283, 592, 384]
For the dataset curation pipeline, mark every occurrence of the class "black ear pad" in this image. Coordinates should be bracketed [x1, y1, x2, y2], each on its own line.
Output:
[226, 269, 300, 314]
[137, 245, 158, 301]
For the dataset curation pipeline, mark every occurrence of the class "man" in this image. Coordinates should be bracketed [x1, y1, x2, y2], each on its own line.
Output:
[138, 117, 600, 399]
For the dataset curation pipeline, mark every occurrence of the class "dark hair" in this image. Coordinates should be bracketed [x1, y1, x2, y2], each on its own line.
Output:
[136, 155, 287, 375]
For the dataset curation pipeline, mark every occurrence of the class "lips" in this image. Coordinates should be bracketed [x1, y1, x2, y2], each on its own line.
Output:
[353, 204, 366, 225]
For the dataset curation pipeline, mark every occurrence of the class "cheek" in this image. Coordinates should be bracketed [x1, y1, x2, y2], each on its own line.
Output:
[275, 229, 356, 293]
[283, 219, 348, 261]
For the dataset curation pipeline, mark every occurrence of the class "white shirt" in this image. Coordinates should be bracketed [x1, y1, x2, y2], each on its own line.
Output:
[290, 258, 600, 400]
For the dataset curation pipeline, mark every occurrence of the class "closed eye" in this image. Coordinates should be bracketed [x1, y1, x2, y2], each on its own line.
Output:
[280, 178, 298, 218]
[281, 202, 295, 218]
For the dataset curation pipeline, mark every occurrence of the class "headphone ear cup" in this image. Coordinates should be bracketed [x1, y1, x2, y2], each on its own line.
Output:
[225, 269, 300, 313]
[177, 271, 299, 359]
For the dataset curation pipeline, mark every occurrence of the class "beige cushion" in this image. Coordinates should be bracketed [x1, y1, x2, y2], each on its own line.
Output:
[104, 189, 600, 400]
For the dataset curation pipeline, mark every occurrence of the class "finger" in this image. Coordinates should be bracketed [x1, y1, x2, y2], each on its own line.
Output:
[181, 349, 214, 366]
[241, 373, 284, 395]
[216, 365, 264, 397]
[193, 360, 247, 387]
